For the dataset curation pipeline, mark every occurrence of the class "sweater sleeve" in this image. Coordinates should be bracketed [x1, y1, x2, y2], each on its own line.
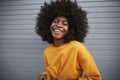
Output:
[40, 53, 51, 80]
[77, 44, 102, 80]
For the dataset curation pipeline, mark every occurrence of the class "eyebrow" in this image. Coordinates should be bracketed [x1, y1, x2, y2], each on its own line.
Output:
[56, 18, 68, 22]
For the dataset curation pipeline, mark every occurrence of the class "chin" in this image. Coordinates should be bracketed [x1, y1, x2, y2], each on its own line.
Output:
[54, 37, 62, 40]
[53, 36, 63, 40]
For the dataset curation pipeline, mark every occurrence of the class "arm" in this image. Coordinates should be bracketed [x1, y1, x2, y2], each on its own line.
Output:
[38, 54, 51, 80]
[38, 74, 47, 80]
[78, 44, 102, 80]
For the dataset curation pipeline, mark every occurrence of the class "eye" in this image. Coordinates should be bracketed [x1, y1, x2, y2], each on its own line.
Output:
[53, 19, 58, 23]
[63, 21, 68, 26]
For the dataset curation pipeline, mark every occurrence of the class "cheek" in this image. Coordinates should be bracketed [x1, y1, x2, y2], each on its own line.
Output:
[50, 24, 53, 28]
[65, 26, 69, 33]
[50, 24, 54, 30]
[51, 22, 56, 26]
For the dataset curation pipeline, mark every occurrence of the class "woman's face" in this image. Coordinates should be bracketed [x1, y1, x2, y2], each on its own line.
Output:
[50, 16, 69, 40]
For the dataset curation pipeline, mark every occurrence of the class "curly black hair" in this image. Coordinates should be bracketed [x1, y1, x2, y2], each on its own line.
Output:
[35, 0, 89, 43]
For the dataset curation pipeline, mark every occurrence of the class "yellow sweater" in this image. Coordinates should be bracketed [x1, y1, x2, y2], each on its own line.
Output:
[42, 40, 101, 80]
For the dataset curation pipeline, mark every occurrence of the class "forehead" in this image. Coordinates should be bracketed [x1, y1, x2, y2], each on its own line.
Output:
[55, 16, 68, 21]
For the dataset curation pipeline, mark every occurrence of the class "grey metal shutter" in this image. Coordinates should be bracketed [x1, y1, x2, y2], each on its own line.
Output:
[78, 0, 120, 80]
[0, 0, 120, 80]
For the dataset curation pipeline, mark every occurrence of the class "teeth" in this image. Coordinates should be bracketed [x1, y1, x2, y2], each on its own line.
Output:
[54, 29, 61, 33]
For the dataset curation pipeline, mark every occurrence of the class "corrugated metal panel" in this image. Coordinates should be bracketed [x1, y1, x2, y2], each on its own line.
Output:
[78, 0, 120, 80]
[0, 0, 120, 80]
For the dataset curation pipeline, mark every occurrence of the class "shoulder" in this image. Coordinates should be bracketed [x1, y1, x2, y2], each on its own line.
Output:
[68, 40, 89, 53]
[70, 40, 86, 48]
[71, 40, 91, 56]
[43, 44, 52, 54]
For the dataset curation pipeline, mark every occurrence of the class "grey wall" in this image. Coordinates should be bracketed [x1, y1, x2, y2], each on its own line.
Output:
[0, 0, 120, 80]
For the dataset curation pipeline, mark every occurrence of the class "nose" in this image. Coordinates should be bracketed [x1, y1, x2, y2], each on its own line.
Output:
[57, 22, 62, 27]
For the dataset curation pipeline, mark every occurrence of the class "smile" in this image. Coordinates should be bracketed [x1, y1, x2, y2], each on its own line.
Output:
[53, 29, 63, 33]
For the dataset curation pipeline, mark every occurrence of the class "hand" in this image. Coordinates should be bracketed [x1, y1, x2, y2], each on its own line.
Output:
[38, 74, 47, 80]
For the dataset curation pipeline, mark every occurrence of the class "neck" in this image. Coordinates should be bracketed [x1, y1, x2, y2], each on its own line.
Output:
[53, 39, 64, 47]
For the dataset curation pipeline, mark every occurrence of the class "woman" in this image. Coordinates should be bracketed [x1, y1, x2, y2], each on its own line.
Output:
[36, 0, 101, 80]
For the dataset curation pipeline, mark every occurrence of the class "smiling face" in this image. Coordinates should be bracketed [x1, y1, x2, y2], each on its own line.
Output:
[50, 16, 69, 41]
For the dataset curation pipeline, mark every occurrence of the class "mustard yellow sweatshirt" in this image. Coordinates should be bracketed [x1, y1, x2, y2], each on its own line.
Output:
[42, 40, 101, 80]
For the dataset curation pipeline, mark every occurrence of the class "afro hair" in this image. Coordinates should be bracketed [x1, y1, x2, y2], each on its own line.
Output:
[35, 0, 89, 43]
